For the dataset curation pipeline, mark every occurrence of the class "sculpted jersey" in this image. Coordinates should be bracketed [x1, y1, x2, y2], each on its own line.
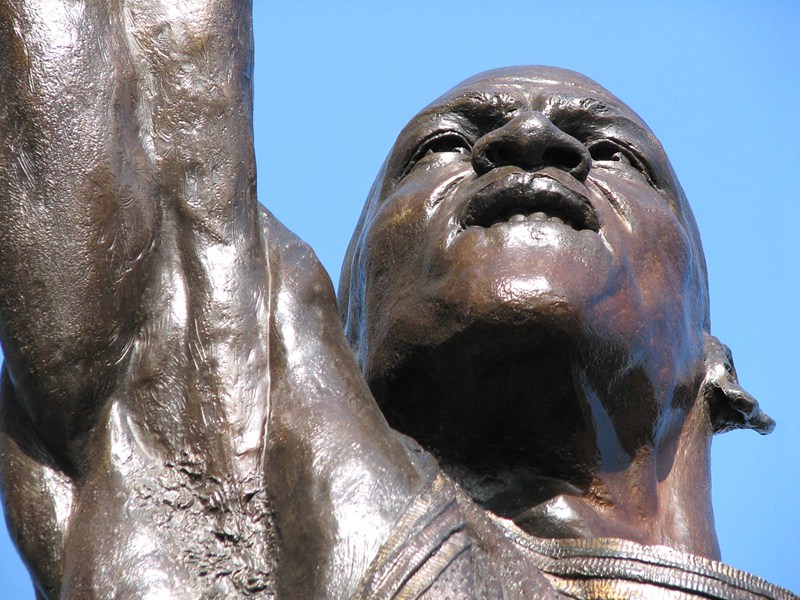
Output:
[353, 473, 797, 600]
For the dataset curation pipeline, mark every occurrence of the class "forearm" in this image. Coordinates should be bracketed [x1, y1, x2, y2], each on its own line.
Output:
[0, 1, 158, 445]
[0, 3, 271, 596]
[0, 1, 267, 470]
[119, 0, 270, 483]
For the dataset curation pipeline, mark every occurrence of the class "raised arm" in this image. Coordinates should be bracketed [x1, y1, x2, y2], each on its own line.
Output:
[0, 2, 273, 597]
[0, 0, 159, 454]
[0, 0, 269, 471]
[1, 3, 434, 598]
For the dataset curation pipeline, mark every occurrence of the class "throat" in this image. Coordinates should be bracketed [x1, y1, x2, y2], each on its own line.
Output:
[437, 406, 721, 561]
[374, 334, 720, 559]
[439, 456, 660, 546]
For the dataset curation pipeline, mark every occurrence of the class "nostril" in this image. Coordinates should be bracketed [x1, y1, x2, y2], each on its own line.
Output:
[542, 146, 582, 171]
[484, 144, 518, 170]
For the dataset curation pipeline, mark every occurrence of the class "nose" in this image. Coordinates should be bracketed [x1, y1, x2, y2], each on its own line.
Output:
[471, 111, 591, 181]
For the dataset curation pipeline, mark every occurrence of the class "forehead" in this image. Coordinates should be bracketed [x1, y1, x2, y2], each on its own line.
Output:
[418, 66, 649, 130]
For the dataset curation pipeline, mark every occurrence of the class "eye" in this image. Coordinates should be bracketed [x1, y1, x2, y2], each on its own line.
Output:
[402, 131, 472, 178]
[419, 132, 472, 156]
[587, 139, 655, 185]
[588, 140, 636, 166]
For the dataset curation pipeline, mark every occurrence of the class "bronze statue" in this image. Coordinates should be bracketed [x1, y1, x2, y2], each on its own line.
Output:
[0, 2, 794, 599]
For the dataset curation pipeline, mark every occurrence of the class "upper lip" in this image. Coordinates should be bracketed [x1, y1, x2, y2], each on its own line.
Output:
[458, 168, 600, 232]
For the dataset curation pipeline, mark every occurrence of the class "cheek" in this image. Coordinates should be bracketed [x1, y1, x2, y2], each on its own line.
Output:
[361, 198, 425, 332]
[363, 165, 471, 291]
[595, 176, 695, 319]
[634, 204, 694, 324]
[360, 172, 465, 355]
[610, 196, 705, 403]
[363, 184, 440, 287]
[629, 216, 704, 414]
[590, 177, 699, 355]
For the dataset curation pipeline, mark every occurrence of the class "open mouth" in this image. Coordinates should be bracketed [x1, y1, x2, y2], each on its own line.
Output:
[459, 173, 599, 232]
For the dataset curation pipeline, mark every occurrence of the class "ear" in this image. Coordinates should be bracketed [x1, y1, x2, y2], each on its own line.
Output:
[701, 334, 775, 435]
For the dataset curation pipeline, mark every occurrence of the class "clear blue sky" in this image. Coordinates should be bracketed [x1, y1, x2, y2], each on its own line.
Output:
[1, 1, 798, 596]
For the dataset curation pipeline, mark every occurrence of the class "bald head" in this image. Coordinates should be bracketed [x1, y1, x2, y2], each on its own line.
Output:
[341, 67, 707, 352]
[338, 67, 770, 438]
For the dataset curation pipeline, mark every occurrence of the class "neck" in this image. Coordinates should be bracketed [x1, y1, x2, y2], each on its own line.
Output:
[438, 390, 720, 560]
[376, 343, 720, 560]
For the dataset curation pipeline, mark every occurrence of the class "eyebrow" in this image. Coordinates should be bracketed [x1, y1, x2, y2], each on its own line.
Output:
[449, 90, 525, 119]
[408, 90, 524, 128]
[411, 88, 651, 137]
[545, 94, 650, 132]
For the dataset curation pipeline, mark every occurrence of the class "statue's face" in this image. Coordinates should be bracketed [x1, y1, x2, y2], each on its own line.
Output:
[343, 67, 707, 423]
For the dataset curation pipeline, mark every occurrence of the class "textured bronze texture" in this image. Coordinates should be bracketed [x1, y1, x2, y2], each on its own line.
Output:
[0, 3, 791, 599]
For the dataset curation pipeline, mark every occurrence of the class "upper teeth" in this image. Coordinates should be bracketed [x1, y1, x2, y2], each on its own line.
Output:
[490, 211, 569, 227]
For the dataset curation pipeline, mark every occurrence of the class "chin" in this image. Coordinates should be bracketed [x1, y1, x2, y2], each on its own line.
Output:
[428, 220, 618, 316]
[429, 266, 617, 340]
[363, 285, 595, 399]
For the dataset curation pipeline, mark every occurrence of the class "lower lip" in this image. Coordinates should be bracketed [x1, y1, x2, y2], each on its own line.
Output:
[487, 211, 570, 228]
[453, 217, 598, 253]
